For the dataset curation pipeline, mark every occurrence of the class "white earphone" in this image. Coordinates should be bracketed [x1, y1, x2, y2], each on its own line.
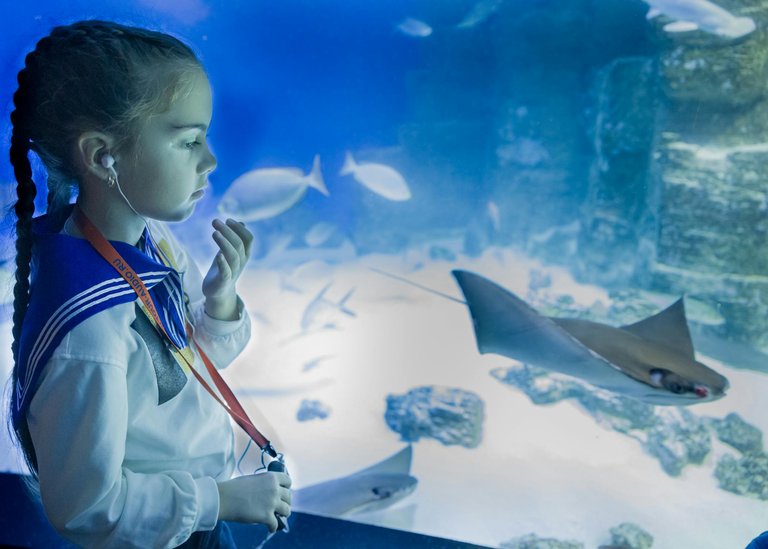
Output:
[100, 153, 119, 190]
[99, 152, 143, 221]
[101, 153, 116, 170]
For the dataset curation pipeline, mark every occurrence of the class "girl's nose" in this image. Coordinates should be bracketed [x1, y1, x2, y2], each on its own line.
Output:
[201, 145, 217, 175]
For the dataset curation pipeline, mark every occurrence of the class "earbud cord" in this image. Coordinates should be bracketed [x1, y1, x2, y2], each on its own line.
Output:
[111, 171, 174, 267]
[72, 206, 277, 455]
[113, 174, 142, 221]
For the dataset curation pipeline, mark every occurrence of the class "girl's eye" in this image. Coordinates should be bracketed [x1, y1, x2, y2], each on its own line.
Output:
[185, 140, 201, 150]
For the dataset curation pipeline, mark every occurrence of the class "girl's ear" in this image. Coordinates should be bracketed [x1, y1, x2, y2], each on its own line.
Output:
[75, 132, 115, 180]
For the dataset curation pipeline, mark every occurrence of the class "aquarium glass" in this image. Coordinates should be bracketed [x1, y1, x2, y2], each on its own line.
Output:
[1, 1, 767, 547]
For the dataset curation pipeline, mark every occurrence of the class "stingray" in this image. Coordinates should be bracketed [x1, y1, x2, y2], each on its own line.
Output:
[451, 270, 728, 405]
[370, 267, 729, 405]
[292, 445, 417, 517]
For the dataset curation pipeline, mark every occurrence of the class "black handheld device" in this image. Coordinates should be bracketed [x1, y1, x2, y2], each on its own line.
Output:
[267, 459, 289, 532]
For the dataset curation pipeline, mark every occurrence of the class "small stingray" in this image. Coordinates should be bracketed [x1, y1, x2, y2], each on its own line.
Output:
[452, 270, 728, 405]
[293, 446, 417, 517]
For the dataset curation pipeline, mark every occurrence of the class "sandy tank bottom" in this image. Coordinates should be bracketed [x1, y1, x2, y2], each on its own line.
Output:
[0, 241, 765, 547]
[217, 242, 768, 549]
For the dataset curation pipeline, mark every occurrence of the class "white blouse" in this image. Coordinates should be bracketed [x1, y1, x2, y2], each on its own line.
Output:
[27, 220, 251, 548]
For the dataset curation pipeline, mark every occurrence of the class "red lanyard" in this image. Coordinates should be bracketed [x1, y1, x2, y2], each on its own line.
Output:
[74, 208, 277, 457]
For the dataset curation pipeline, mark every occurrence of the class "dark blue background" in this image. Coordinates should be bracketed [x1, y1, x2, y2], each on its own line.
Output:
[0, 1, 445, 243]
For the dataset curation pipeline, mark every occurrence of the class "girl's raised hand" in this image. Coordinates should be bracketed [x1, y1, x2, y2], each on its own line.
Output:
[202, 218, 254, 319]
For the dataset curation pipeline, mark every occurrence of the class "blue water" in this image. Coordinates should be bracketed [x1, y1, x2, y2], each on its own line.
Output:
[0, 1, 653, 251]
[1, 1, 429, 241]
[2, 2, 767, 548]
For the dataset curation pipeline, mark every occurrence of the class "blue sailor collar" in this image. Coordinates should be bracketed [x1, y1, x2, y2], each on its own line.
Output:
[13, 208, 186, 426]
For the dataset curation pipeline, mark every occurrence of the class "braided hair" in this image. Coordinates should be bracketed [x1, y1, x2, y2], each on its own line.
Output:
[8, 20, 202, 475]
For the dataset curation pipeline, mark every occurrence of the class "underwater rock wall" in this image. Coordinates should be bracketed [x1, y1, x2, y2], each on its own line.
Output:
[391, 0, 649, 253]
[580, 0, 768, 348]
[643, 1, 768, 348]
[577, 56, 657, 286]
[390, 0, 768, 346]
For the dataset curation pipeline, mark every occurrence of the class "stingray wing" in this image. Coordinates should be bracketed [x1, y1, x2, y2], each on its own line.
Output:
[620, 297, 695, 359]
[452, 270, 644, 394]
[351, 445, 412, 476]
[293, 472, 417, 516]
[293, 447, 414, 517]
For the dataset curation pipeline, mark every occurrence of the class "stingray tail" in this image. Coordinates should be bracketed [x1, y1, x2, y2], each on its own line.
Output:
[369, 267, 466, 305]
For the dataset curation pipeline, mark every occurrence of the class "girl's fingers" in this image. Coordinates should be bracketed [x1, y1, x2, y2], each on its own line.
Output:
[213, 218, 249, 259]
[216, 253, 231, 280]
[276, 501, 291, 518]
[213, 231, 241, 273]
[277, 473, 292, 489]
[225, 218, 254, 257]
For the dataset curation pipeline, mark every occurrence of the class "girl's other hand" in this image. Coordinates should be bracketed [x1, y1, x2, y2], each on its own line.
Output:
[202, 218, 253, 319]
[216, 472, 292, 531]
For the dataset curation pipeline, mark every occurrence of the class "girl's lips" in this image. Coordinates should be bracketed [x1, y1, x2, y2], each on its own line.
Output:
[191, 187, 206, 200]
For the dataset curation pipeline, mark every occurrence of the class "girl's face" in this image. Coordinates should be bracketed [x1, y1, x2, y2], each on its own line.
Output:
[119, 69, 217, 222]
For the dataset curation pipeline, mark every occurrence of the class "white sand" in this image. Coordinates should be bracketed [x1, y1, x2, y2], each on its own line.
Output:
[225, 243, 768, 548]
[2, 241, 766, 547]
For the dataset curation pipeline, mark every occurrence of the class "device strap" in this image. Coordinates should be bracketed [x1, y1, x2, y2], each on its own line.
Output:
[74, 208, 276, 456]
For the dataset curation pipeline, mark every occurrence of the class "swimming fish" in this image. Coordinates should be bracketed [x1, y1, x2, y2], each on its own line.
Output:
[456, 0, 504, 29]
[293, 446, 417, 517]
[396, 17, 433, 37]
[300, 282, 356, 331]
[218, 155, 328, 222]
[487, 200, 501, 233]
[340, 152, 412, 201]
[643, 0, 755, 39]
[303, 354, 335, 372]
[452, 270, 729, 405]
[304, 222, 336, 247]
[261, 238, 357, 270]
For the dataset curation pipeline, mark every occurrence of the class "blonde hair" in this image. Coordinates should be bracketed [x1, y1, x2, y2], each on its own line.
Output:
[8, 19, 203, 475]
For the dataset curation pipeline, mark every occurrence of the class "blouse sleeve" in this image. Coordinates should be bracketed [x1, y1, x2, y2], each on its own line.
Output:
[27, 354, 219, 548]
[150, 220, 252, 369]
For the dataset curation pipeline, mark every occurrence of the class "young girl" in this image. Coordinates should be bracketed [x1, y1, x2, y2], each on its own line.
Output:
[7, 19, 291, 547]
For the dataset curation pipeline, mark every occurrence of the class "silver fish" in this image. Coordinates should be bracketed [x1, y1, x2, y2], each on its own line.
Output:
[456, 0, 504, 29]
[293, 446, 417, 517]
[340, 151, 411, 201]
[218, 155, 328, 222]
[452, 270, 729, 405]
[300, 282, 356, 331]
[304, 222, 336, 247]
[644, 0, 755, 39]
[396, 17, 433, 38]
[264, 239, 357, 270]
